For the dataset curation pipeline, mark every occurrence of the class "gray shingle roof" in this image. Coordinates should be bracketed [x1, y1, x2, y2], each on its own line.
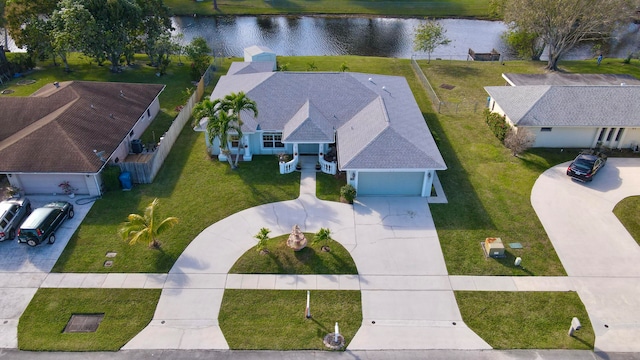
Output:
[485, 85, 640, 127]
[282, 100, 335, 142]
[503, 73, 640, 86]
[228, 61, 276, 75]
[211, 70, 446, 170]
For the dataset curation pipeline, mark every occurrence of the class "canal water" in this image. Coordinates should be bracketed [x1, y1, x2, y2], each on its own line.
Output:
[4, 16, 639, 60]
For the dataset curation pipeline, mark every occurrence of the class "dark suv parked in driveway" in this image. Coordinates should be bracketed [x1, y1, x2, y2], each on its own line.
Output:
[18, 201, 74, 247]
[0, 197, 32, 241]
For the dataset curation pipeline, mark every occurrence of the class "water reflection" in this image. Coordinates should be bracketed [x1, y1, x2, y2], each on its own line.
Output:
[172, 16, 508, 59]
[4, 15, 639, 60]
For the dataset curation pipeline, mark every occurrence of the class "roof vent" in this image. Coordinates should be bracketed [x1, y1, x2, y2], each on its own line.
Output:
[109, 113, 114, 119]
[120, 90, 125, 97]
[53, 82, 60, 88]
[621, 83, 626, 86]
[368, 77, 375, 84]
[90, 104, 96, 110]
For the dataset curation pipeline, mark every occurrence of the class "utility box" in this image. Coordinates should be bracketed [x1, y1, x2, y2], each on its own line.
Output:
[484, 237, 505, 258]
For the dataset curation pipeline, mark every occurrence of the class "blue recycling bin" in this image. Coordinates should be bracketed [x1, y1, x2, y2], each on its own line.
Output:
[118, 171, 132, 190]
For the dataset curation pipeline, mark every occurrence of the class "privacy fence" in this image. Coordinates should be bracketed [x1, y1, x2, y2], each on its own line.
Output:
[119, 64, 215, 183]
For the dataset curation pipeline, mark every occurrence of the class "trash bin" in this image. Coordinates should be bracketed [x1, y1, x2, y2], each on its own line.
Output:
[131, 139, 143, 154]
[118, 171, 132, 191]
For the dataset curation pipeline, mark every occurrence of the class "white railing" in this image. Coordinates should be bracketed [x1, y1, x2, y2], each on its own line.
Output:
[279, 157, 298, 174]
[319, 156, 337, 175]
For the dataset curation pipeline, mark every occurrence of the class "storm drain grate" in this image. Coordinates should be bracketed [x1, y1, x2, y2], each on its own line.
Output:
[63, 313, 105, 333]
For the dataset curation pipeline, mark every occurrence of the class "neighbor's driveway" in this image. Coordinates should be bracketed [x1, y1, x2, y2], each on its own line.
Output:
[531, 158, 640, 352]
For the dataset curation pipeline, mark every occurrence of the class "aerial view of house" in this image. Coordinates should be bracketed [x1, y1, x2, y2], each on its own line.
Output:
[202, 57, 446, 197]
[485, 73, 640, 149]
[0, 81, 164, 196]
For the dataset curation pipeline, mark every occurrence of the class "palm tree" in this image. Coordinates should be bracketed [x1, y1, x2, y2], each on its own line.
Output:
[221, 92, 258, 167]
[206, 109, 239, 169]
[118, 198, 178, 249]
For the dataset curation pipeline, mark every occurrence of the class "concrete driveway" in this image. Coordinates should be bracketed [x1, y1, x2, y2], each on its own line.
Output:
[0, 195, 95, 348]
[531, 158, 640, 352]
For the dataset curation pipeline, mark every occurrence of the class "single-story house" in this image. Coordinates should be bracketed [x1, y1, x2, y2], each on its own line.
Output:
[0, 81, 165, 196]
[485, 73, 640, 149]
[201, 62, 447, 197]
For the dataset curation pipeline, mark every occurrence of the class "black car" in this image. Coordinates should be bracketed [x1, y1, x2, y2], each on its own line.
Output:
[18, 201, 74, 247]
[566, 152, 607, 182]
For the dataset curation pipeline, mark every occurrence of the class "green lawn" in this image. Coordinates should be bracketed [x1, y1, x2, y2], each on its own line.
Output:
[163, 0, 493, 18]
[417, 58, 640, 275]
[219, 290, 361, 350]
[19, 289, 160, 351]
[613, 196, 640, 246]
[229, 233, 358, 274]
[456, 291, 594, 349]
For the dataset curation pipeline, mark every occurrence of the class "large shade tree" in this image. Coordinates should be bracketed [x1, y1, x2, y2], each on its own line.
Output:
[504, 0, 636, 71]
[413, 18, 450, 63]
[118, 198, 178, 249]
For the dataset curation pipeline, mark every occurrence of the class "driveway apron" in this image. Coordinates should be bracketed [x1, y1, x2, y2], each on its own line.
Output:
[531, 158, 640, 352]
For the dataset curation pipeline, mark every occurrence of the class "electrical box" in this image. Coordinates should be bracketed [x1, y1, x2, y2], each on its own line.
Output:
[484, 237, 505, 258]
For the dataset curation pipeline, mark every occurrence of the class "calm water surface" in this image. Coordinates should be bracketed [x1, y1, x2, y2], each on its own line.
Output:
[4, 16, 639, 60]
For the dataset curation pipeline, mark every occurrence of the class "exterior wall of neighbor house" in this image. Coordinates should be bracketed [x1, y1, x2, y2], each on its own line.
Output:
[5, 173, 99, 196]
[527, 126, 598, 148]
[110, 97, 161, 164]
[624, 128, 640, 149]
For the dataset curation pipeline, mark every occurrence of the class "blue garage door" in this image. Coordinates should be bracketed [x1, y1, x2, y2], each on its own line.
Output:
[358, 172, 424, 196]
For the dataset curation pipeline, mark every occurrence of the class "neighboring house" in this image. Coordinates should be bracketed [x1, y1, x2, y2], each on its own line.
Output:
[201, 61, 446, 197]
[0, 81, 165, 196]
[485, 73, 640, 149]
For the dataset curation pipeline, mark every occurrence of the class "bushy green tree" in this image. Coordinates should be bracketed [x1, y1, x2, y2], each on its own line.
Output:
[185, 36, 211, 79]
[501, 28, 544, 61]
[505, 0, 634, 71]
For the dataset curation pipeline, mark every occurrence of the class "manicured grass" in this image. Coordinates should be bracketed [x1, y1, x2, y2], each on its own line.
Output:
[163, 0, 493, 18]
[229, 233, 358, 274]
[456, 291, 594, 349]
[419, 58, 640, 275]
[18, 289, 160, 351]
[13, 55, 302, 273]
[219, 290, 361, 350]
[613, 196, 640, 246]
[316, 172, 346, 202]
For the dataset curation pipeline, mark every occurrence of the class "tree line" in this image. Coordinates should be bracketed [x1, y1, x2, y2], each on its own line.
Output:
[1, 0, 212, 76]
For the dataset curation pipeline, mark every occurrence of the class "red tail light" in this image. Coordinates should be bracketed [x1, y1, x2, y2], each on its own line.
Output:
[36, 229, 42, 236]
[17, 230, 20, 236]
[0, 232, 4, 237]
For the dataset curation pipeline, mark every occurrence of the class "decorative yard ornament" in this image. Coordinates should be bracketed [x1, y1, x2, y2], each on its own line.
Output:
[287, 224, 307, 251]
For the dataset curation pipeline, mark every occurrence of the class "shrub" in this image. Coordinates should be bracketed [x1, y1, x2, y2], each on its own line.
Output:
[314, 228, 333, 244]
[254, 227, 271, 253]
[484, 109, 509, 142]
[340, 184, 356, 204]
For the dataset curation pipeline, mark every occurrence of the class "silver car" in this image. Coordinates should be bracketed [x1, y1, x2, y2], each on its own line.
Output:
[0, 197, 32, 241]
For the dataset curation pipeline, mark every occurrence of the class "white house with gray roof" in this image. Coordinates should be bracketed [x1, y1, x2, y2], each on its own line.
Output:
[203, 63, 446, 197]
[485, 74, 640, 149]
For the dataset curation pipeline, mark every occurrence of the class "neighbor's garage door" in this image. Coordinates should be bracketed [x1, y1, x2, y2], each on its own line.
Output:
[358, 172, 424, 196]
[16, 174, 89, 195]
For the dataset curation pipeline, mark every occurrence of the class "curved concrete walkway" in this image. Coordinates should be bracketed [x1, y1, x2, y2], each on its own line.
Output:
[123, 170, 490, 350]
[531, 158, 640, 353]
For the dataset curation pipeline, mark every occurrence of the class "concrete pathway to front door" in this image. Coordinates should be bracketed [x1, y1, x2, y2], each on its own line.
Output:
[122, 169, 490, 350]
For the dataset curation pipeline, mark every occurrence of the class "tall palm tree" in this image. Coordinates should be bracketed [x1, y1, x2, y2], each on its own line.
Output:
[221, 92, 258, 167]
[118, 198, 178, 249]
[207, 109, 239, 169]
